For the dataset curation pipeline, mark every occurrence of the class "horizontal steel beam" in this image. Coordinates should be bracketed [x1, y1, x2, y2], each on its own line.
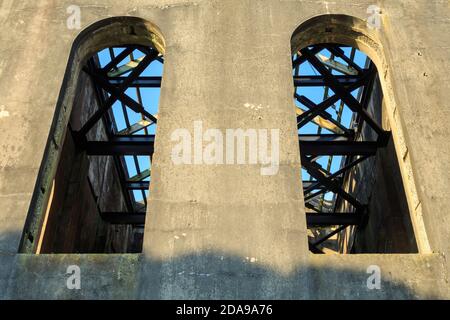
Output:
[84, 62, 158, 124]
[102, 47, 137, 74]
[292, 46, 323, 69]
[85, 135, 155, 156]
[101, 212, 362, 227]
[101, 213, 146, 225]
[300, 48, 385, 136]
[108, 76, 162, 88]
[294, 75, 360, 87]
[299, 134, 352, 142]
[325, 46, 363, 74]
[299, 140, 379, 156]
[84, 135, 380, 157]
[302, 181, 323, 190]
[126, 181, 150, 190]
[306, 213, 362, 227]
[301, 154, 364, 211]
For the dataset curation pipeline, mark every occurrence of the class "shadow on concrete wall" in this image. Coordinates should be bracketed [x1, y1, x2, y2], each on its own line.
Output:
[137, 253, 436, 300]
[0, 231, 440, 299]
[0, 231, 21, 255]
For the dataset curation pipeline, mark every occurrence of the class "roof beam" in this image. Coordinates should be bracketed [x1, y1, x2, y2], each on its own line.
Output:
[307, 213, 362, 227]
[85, 135, 155, 156]
[118, 118, 156, 136]
[300, 48, 386, 136]
[300, 140, 379, 156]
[126, 181, 150, 190]
[101, 212, 362, 227]
[294, 75, 360, 87]
[316, 53, 359, 76]
[83, 135, 381, 157]
[301, 154, 364, 211]
[109, 76, 162, 88]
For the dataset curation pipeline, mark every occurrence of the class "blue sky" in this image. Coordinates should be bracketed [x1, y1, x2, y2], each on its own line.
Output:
[95, 46, 369, 205]
[294, 47, 369, 202]
[97, 47, 164, 203]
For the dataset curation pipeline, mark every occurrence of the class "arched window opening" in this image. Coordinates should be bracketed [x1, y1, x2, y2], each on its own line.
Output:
[21, 19, 166, 254]
[293, 44, 418, 254]
[39, 45, 163, 254]
[38, 45, 163, 254]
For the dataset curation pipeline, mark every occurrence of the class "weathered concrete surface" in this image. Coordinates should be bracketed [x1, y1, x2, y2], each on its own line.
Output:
[0, 0, 449, 299]
[339, 76, 418, 253]
[0, 254, 141, 300]
[39, 70, 133, 254]
[0, 253, 446, 299]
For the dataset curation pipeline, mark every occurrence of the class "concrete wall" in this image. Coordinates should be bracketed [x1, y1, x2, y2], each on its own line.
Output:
[38, 69, 134, 254]
[74, 70, 135, 254]
[38, 128, 107, 253]
[337, 76, 418, 253]
[0, 0, 449, 299]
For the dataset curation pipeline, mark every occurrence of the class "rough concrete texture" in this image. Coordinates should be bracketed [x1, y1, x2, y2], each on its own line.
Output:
[338, 76, 418, 253]
[39, 70, 133, 254]
[0, 0, 449, 299]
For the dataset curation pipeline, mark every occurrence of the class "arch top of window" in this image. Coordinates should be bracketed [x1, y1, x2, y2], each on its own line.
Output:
[71, 16, 166, 66]
[20, 16, 167, 254]
[290, 14, 384, 70]
[290, 13, 431, 254]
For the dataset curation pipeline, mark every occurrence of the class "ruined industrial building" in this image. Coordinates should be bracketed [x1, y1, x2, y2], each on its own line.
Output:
[0, 0, 449, 299]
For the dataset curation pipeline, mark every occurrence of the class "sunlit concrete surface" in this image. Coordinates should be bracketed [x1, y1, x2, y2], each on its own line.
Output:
[0, 0, 449, 299]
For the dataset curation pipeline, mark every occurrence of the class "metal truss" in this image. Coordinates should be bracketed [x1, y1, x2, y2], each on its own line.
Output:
[73, 45, 163, 225]
[72, 43, 389, 254]
[293, 44, 391, 253]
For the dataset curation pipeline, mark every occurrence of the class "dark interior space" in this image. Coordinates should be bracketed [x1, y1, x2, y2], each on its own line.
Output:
[293, 44, 418, 254]
[36, 46, 163, 253]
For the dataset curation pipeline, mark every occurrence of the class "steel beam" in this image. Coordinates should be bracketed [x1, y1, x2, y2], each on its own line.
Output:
[85, 135, 155, 156]
[299, 134, 352, 142]
[102, 47, 137, 74]
[126, 181, 150, 190]
[108, 56, 145, 77]
[129, 169, 151, 182]
[300, 48, 386, 136]
[296, 94, 352, 134]
[109, 76, 162, 88]
[83, 66, 158, 125]
[312, 225, 349, 247]
[316, 53, 359, 76]
[101, 211, 360, 227]
[306, 213, 362, 227]
[301, 154, 364, 211]
[118, 119, 155, 136]
[300, 140, 379, 156]
[292, 46, 323, 69]
[294, 75, 360, 87]
[81, 49, 159, 131]
[80, 54, 157, 136]
[296, 69, 373, 129]
[303, 155, 370, 194]
[101, 213, 146, 225]
[302, 181, 323, 190]
[324, 46, 364, 74]
[84, 135, 379, 157]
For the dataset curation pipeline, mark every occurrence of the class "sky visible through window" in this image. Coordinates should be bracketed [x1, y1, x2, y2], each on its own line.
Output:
[295, 47, 369, 202]
[97, 47, 164, 203]
[95, 46, 368, 205]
